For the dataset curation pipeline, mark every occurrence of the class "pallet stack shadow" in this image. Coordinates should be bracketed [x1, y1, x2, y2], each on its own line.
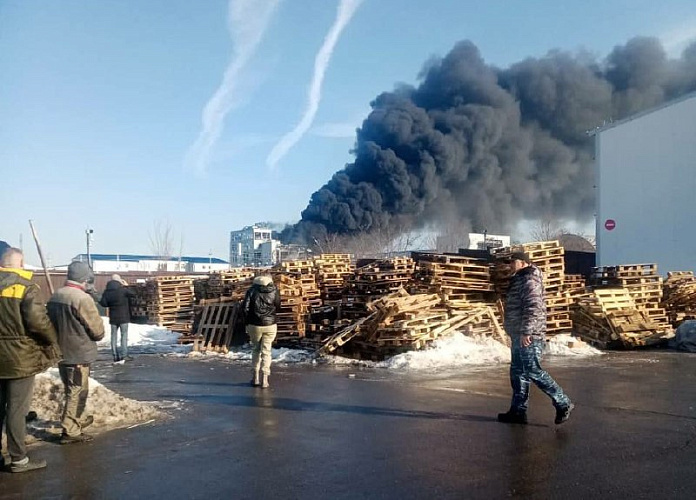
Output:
[492, 240, 573, 335]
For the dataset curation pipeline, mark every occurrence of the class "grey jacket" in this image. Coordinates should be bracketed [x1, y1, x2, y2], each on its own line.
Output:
[48, 281, 105, 364]
[504, 264, 547, 338]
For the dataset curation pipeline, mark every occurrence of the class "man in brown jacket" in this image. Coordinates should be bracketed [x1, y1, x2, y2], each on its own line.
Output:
[0, 248, 60, 472]
[48, 261, 105, 445]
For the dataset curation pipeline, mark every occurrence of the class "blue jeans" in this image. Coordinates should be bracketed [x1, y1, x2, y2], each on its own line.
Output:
[111, 323, 129, 360]
[509, 335, 570, 412]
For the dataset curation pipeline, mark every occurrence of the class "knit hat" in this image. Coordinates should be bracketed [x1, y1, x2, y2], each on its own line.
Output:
[68, 261, 94, 283]
[508, 251, 531, 263]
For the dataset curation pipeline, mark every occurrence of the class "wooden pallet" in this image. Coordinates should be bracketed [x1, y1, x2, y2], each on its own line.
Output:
[194, 302, 240, 351]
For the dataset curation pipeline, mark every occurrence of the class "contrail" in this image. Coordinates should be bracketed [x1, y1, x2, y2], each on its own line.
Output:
[266, 0, 363, 170]
[185, 0, 281, 175]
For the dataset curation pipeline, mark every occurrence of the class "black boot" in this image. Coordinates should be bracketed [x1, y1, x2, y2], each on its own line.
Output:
[497, 410, 528, 424]
[555, 403, 575, 425]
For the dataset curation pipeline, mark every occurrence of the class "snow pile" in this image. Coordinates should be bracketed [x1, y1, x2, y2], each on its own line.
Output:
[97, 318, 187, 355]
[24, 368, 162, 443]
[314, 333, 511, 370]
[545, 333, 603, 356]
[377, 333, 511, 370]
[320, 332, 602, 371]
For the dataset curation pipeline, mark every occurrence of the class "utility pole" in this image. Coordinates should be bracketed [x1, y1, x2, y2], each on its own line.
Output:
[86, 228, 94, 267]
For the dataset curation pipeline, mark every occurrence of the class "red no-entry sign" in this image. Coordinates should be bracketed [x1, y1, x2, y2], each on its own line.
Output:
[604, 219, 616, 231]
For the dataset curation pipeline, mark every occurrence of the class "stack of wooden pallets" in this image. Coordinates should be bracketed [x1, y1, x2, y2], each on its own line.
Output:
[412, 252, 494, 303]
[590, 264, 671, 333]
[342, 257, 415, 319]
[571, 288, 672, 348]
[129, 283, 149, 322]
[205, 269, 257, 298]
[277, 260, 322, 307]
[661, 271, 696, 326]
[317, 288, 506, 360]
[274, 273, 309, 343]
[144, 276, 196, 333]
[493, 241, 572, 334]
[314, 254, 354, 303]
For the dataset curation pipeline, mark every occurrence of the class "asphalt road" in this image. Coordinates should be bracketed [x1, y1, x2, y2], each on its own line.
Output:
[2, 350, 696, 499]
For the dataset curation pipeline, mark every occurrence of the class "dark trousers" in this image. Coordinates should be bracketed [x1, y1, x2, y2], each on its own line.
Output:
[59, 364, 91, 437]
[509, 335, 571, 412]
[0, 376, 35, 462]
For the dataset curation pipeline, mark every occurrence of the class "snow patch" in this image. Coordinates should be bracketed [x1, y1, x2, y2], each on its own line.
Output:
[26, 369, 163, 442]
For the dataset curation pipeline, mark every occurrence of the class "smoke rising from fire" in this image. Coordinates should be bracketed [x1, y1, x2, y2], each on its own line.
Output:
[285, 37, 696, 243]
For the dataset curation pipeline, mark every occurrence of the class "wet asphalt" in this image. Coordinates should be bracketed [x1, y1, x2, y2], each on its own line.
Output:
[2, 350, 696, 499]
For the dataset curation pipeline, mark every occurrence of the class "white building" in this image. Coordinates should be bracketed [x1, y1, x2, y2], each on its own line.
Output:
[229, 224, 280, 267]
[468, 232, 510, 251]
[69, 254, 229, 273]
[593, 91, 696, 273]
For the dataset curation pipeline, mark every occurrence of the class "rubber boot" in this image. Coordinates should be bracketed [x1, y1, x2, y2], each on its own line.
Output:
[261, 373, 269, 389]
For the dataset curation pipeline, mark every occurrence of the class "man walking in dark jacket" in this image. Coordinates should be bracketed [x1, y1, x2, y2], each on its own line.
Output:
[48, 261, 105, 444]
[498, 252, 574, 425]
[0, 248, 60, 472]
[243, 275, 281, 388]
[100, 274, 135, 362]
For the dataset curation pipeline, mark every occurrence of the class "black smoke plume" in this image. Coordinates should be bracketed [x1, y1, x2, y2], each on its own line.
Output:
[285, 37, 696, 243]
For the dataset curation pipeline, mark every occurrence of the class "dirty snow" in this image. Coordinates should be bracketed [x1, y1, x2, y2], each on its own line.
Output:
[29, 369, 161, 435]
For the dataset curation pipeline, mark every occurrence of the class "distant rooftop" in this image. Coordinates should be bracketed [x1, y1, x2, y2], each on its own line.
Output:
[72, 253, 228, 264]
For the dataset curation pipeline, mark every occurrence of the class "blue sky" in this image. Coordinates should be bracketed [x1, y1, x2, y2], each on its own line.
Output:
[2, 0, 695, 266]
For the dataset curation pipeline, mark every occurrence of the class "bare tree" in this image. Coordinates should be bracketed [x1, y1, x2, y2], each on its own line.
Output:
[435, 219, 471, 253]
[149, 219, 174, 261]
[529, 215, 569, 242]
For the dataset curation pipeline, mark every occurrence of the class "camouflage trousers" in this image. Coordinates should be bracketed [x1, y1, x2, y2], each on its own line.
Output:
[509, 335, 571, 412]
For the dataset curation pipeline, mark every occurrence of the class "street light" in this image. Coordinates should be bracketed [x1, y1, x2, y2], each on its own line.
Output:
[86, 228, 94, 267]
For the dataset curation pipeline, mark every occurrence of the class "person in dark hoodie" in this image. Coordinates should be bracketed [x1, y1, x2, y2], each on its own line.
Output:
[100, 274, 135, 363]
[498, 252, 574, 425]
[0, 247, 60, 472]
[47, 261, 105, 445]
[243, 275, 281, 388]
